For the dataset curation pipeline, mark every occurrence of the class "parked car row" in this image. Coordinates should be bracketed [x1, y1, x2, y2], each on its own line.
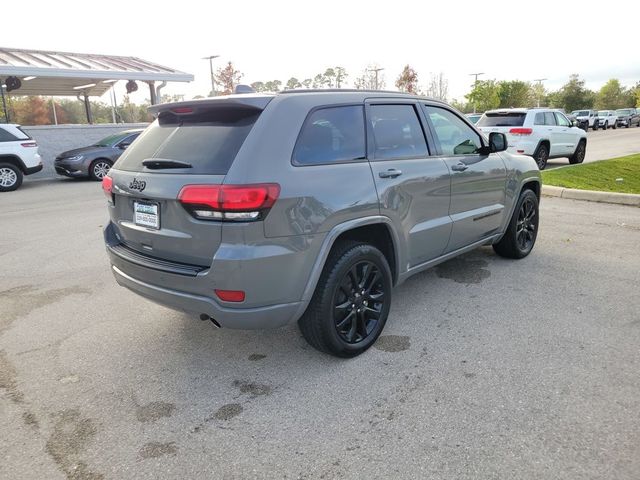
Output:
[570, 108, 640, 131]
[0, 125, 143, 191]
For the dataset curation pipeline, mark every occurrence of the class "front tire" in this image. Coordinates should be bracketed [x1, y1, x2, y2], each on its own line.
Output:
[299, 242, 392, 357]
[0, 163, 23, 192]
[89, 159, 112, 181]
[493, 189, 539, 259]
[603, 121, 608, 130]
[533, 143, 549, 170]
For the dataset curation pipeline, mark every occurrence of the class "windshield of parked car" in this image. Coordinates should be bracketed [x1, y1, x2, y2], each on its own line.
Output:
[93, 132, 131, 147]
[615, 109, 632, 115]
[598, 111, 610, 116]
[573, 111, 589, 116]
[477, 112, 526, 127]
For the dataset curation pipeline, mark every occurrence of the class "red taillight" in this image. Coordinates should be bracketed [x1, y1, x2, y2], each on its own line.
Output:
[215, 289, 245, 302]
[21, 141, 37, 147]
[509, 128, 533, 135]
[102, 175, 113, 200]
[178, 184, 280, 221]
[171, 107, 193, 114]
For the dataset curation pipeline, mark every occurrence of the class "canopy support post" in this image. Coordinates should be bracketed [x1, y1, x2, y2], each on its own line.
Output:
[83, 94, 93, 124]
[1, 84, 9, 123]
[147, 81, 157, 105]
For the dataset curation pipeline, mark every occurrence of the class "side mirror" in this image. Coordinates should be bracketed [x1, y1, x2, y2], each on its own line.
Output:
[489, 132, 507, 153]
[571, 119, 578, 127]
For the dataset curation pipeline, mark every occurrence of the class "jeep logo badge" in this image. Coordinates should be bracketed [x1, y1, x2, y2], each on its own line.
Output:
[129, 178, 146, 192]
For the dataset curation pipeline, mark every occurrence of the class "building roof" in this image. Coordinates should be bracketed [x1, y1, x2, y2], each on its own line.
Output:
[0, 47, 193, 96]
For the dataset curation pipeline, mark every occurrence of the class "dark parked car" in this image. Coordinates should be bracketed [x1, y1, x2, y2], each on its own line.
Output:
[55, 129, 143, 180]
[103, 89, 541, 357]
[615, 108, 640, 128]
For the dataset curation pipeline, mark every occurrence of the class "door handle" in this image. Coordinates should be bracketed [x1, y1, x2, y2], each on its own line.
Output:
[451, 163, 468, 172]
[378, 168, 402, 178]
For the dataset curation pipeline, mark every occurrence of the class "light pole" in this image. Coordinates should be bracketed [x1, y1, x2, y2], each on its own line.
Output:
[203, 55, 219, 96]
[367, 67, 385, 90]
[533, 78, 547, 107]
[469, 72, 485, 113]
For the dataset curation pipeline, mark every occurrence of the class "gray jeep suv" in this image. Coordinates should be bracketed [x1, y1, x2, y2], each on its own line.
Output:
[103, 89, 541, 357]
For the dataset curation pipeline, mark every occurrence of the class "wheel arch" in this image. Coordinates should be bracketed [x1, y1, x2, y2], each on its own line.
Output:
[0, 154, 27, 173]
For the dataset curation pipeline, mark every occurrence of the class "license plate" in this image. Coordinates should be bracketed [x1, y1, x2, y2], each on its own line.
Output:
[134, 201, 160, 229]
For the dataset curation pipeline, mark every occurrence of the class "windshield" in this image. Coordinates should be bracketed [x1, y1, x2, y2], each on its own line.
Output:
[573, 111, 589, 116]
[477, 112, 526, 127]
[94, 132, 130, 147]
[598, 111, 610, 116]
[615, 109, 632, 115]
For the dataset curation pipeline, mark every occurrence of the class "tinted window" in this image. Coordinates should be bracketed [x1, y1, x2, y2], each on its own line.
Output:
[115, 107, 260, 175]
[555, 112, 570, 126]
[477, 112, 525, 127]
[293, 106, 365, 165]
[118, 133, 140, 146]
[425, 106, 482, 156]
[370, 104, 428, 159]
[544, 112, 556, 126]
[534, 112, 545, 125]
[0, 128, 18, 142]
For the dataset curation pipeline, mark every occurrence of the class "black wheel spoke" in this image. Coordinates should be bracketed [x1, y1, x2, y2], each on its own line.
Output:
[336, 310, 355, 330]
[359, 263, 371, 289]
[364, 271, 381, 294]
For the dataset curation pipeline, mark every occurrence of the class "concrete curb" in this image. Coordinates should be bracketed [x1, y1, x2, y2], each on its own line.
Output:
[542, 185, 640, 207]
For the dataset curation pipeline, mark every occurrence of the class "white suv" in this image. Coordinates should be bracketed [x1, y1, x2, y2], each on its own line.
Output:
[597, 110, 618, 130]
[477, 108, 587, 169]
[0, 124, 43, 191]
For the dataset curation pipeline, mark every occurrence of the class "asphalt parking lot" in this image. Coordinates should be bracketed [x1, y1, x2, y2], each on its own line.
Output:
[546, 125, 640, 168]
[2, 179, 640, 479]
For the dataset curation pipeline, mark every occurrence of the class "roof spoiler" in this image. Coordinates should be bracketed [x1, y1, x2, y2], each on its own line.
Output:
[148, 92, 273, 116]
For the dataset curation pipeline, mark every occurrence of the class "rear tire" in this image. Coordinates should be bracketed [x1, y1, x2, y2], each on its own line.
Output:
[603, 121, 608, 130]
[299, 241, 392, 358]
[0, 163, 23, 192]
[593, 122, 598, 131]
[89, 159, 112, 181]
[569, 140, 586, 165]
[493, 189, 539, 259]
[533, 143, 549, 170]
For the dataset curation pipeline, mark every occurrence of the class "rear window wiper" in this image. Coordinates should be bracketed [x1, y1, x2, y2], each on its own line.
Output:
[142, 159, 193, 169]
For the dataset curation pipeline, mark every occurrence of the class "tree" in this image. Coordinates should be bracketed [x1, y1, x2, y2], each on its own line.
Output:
[465, 79, 500, 112]
[250, 81, 267, 92]
[425, 72, 448, 101]
[557, 74, 594, 111]
[324, 68, 336, 88]
[214, 62, 243, 95]
[354, 64, 385, 90]
[334, 67, 348, 88]
[312, 73, 329, 89]
[285, 77, 301, 90]
[450, 98, 471, 113]
[497, 80, 532, 108]
[395, 65, 419, 94]
[301, 78, 313, 89]
[595, 79, 635, 109]
[11, 96, 51, 125]
[530, 82, 548, 107]
[264, 80, 282, 92]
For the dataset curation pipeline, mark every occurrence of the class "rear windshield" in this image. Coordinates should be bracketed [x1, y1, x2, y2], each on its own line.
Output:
[114, 107, 260, 175]
[477, 112, 526, 127]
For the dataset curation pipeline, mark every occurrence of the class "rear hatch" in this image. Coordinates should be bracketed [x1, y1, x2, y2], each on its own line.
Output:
[477, 111, 529, 145]
[106, 99, 269, 267]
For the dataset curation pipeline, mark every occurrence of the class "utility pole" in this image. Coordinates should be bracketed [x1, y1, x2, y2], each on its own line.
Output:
[367, 67, 384, 90]
[533, 78, 547, 107]
[203, 55, 220, 96]
[469, 72, 485, 113]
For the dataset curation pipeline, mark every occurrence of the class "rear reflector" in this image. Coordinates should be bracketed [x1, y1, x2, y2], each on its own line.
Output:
[178, 183, 280, 221]
[509, 128, 533, 135]
[215, 289, 245, 302]
[102, 175, 113, 200]
[21, 141, 37, 147]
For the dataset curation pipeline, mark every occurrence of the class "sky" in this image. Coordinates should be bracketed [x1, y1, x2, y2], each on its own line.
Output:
[3, 0, 639, 104]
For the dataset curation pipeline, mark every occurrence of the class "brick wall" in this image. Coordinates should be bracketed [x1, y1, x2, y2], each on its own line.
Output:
[22, 123, 149, 179]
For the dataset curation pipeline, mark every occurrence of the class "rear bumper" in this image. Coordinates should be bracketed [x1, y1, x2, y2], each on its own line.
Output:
[110, 264, 302, 329]
[24, 164, 43, 175]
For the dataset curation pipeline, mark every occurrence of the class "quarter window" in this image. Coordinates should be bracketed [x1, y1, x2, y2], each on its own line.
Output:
[293, 106, 366, 165]
[424, 106, 482, 155]
[369, 104, 428, 160]
[534, 112, 545, 125]
[0, 128, 18, 142]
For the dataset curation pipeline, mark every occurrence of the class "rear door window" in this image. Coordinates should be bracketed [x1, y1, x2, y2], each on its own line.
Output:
[477, 112, 526, 127]
[114, 107, 261, 175]
[293, 105, 365, 165]
[0, 128, 18, 142]
[369, 104, 428, 160]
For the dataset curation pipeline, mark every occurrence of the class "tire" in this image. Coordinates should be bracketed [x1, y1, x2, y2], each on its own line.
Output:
[0, 163, 23, 192]
[298, 241, 392, 358]
[603, 121, 608, 130]
[593, 123, 598, 131]
[493, 189, 539, 259]
[625, 122, 630, 128]
[612, 122, 617, 129]
[533, 143, 549, 170]
[89, 159, 112, 181]
[569, 140, 586, 164]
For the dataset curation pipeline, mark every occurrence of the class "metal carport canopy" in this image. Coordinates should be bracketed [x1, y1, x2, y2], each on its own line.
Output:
[0, 47, 193, 97]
